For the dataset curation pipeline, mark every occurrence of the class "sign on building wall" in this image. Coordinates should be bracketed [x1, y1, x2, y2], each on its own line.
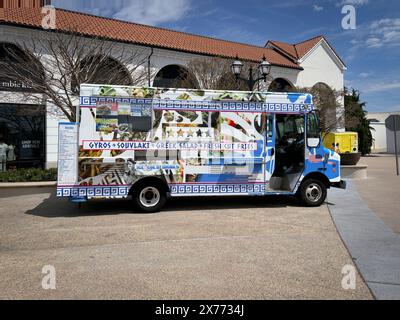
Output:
[0, 78, 35, 92]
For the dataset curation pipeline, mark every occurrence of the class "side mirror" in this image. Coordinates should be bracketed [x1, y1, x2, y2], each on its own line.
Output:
[307, 138, 320, 148]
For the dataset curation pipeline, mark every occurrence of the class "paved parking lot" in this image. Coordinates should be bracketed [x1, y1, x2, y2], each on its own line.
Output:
[0, 187, 372, 299]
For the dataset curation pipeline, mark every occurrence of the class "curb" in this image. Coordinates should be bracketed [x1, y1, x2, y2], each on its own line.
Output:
[0, 182, 57, 188]
[341, 165, 368, 180]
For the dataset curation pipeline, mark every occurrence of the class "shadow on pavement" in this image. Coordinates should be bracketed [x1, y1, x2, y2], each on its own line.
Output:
[25, 189, 303, 218]
[0, 186, 55, 199]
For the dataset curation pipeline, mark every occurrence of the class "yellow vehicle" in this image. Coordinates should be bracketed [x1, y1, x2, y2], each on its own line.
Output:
[323, 132, 361, 165]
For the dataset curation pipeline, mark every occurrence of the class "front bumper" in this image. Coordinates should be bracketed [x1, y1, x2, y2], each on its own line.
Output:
[331, 180, 347, 190]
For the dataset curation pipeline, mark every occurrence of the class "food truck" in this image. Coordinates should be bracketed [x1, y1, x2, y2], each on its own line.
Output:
[57, 84, 346, 212]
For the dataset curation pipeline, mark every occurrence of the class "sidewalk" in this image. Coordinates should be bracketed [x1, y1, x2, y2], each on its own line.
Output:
[355, 155, 400, 234]
[328, 182, 400, 300]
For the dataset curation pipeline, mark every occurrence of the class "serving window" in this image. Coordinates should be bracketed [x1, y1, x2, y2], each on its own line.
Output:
[95, 101, 153, 134]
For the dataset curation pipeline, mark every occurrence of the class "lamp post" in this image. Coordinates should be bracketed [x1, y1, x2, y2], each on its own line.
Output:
[231, 55, 271, 91]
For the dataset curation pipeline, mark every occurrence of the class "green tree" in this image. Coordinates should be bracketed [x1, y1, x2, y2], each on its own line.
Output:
[344, 88, 374, 155]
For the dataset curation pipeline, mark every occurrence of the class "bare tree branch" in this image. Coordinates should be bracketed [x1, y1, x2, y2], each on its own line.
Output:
[0, 31, 152, 122]
[180, 56, 261, 91]
[295, 85, 346, 133]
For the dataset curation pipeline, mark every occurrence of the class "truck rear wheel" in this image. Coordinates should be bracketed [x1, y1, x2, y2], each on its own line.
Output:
[133, 182, 167, 213]
[298, 179, 327, 207]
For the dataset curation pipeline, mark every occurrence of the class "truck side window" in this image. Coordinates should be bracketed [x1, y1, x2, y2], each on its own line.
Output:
[267, 115, 274, 138]
[295, 118, 305, 134]
[307, 113, 320, 139]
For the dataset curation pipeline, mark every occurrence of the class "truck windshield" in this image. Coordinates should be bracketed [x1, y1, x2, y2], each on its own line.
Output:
[276, 115, 305, 141]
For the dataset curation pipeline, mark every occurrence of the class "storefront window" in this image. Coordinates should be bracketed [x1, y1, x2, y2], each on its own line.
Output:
[0, 104, 45, 171]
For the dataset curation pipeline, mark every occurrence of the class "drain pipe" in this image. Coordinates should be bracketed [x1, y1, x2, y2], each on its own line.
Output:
[147, 47, 154, 87]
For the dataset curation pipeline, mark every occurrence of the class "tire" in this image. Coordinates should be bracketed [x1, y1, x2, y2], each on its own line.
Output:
[132, 182, 167, 213]
[298, 178, 327, 207]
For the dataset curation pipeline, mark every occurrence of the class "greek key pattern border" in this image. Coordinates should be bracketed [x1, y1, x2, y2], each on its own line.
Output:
[169, 183, 266, 195]
[80, 97, 313, 113]
[57, 186, 129, 198]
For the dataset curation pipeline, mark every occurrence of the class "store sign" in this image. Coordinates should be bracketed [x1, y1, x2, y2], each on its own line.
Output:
[19, 139, 43, 160]
[21, 140, 41, 150]
[0, 78, 35, 92]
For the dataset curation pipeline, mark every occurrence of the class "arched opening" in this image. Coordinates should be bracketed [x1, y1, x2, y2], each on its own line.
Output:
[0, 43, 46, 170]
[153, 64, 197, 89]
[312, 82, 332, 90]
[0, 42, 45, 92]
[72, 55, 133, 93]
[268, 78, 294, 92]
[311, 82, 336, 108]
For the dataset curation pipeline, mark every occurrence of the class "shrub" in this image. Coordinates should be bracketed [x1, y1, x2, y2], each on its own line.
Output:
[0, 168, 58, 183]
[345, 88, 374, 155]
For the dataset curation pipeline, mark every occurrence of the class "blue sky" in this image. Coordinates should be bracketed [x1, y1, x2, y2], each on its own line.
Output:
[53, 0, 400, 113]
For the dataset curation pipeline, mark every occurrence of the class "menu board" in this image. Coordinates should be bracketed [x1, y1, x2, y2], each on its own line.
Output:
[58, 123, 79, 186]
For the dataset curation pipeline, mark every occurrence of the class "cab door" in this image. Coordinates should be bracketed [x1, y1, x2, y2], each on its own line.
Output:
[264, 114, 276, 185]
[267, 114, 306, 192]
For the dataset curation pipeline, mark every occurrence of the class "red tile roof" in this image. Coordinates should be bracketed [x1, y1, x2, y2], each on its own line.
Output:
[0, 8, 303, 69]
[267, 35, 346, 68]
[295, 36, 324, 59]
[268, 40, 299, 60]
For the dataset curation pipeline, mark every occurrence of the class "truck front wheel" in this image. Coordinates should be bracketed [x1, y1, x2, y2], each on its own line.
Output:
[133, 183, 167, 213]
[298, 179, 327, 207]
